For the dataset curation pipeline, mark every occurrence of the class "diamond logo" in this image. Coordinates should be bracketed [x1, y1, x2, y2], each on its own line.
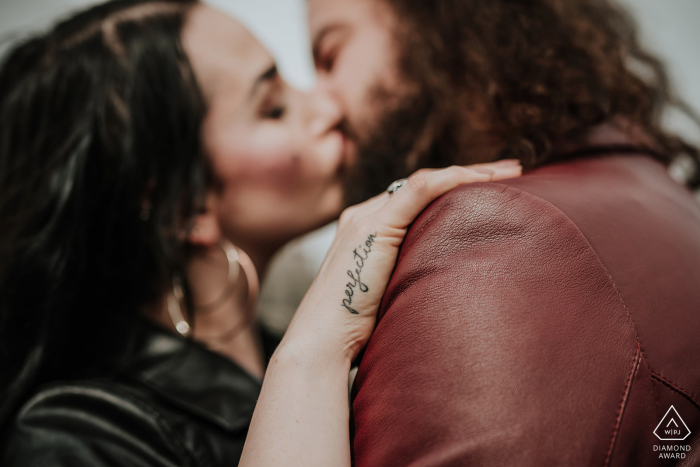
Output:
[654, 406, 691, 441]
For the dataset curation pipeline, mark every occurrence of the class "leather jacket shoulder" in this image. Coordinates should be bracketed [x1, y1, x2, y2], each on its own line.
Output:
[3, 319, 280, 466]
[351, 151, 700, 466]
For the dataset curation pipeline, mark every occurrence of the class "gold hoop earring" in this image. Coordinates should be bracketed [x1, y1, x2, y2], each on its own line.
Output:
[195, 240, 241, 313]
[209, 244, 260, 343]
[167, 241, 259, 340]
[167, 275, 190, 336]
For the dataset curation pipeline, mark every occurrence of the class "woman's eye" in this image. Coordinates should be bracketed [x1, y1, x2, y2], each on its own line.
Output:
[321, 52, 336, 73]
[318, 47, 338, 73]
[262, 105, 285, 120]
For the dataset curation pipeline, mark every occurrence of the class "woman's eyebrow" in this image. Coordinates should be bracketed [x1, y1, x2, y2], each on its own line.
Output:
[249, 64, 278, 98]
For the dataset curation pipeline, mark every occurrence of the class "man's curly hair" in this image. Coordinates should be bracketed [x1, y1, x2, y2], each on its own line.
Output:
[383, 0, 700, 188]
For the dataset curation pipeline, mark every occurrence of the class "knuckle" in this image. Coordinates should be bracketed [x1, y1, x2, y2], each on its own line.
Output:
[446, 165, 463, 178]
[407, 173, 428, 193]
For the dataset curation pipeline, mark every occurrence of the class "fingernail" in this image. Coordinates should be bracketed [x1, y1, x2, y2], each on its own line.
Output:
[474, 168, 495, 175]
[495, 159, 521, 166]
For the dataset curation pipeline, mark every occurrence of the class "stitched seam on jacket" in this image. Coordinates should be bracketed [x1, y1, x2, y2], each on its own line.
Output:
[105, 381, 206, 467]
[387, 182, 643, 350]
[650, 368, 660, 421]
[604, 343, 641, 467]
[649, 371, 700, 411]
[95, 381, 202, 467]
[490, 183, 643, 342]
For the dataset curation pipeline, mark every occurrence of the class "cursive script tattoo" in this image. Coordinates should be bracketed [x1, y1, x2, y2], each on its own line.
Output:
[341, 233, 377, 314]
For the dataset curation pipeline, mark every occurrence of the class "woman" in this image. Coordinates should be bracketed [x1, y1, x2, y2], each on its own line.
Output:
[0, 0, 522, 465]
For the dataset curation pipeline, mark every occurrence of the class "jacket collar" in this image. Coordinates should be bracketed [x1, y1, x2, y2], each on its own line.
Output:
[554, 120, 660, 156]
[123, 318, 274, 433]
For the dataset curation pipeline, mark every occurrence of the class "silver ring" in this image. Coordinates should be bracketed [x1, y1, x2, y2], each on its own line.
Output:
[386, 178, 409, 194]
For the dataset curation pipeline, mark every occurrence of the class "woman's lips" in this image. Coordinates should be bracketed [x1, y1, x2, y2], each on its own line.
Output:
[339, 130, 357, 170]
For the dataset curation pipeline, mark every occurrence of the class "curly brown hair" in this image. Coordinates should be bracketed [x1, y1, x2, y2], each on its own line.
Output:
[382, 0, 700, 188]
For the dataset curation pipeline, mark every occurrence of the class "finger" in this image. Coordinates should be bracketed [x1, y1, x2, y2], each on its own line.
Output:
[343, 161, 521, 225]
[381, 164, 521, 228]
[409, 159, 521, 174]
[489, 164, 523, 181]
[470, 158, 521, 169]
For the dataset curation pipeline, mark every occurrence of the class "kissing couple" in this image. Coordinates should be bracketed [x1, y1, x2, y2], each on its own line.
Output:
[1, 0, 699, 465]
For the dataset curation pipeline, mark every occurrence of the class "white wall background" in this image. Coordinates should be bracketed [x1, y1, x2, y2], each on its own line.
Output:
[1, 0, 698, 331]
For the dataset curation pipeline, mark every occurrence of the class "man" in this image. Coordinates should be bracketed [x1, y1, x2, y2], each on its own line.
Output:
[307, 0, 700, 465]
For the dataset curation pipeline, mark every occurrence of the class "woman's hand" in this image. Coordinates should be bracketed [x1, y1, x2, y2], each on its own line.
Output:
[240, 160, 521, 467]
[281, 159, 523, 363]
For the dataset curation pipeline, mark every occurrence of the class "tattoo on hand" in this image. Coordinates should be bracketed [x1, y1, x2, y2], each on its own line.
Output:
[341, 233, 377, 314]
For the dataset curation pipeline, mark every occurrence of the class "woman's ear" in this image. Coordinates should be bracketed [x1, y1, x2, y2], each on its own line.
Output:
[188, 192, 221, 247]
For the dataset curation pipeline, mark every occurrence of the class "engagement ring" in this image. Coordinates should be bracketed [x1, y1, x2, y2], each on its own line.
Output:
[387, 178, 409, 194]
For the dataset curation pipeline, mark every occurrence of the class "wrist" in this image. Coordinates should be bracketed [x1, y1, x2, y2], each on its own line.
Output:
[282, 302, 375, 362]
[272, 329, 354, 378]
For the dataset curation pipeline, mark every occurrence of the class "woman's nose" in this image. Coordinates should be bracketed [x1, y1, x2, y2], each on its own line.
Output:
[306, 87, 343, 138]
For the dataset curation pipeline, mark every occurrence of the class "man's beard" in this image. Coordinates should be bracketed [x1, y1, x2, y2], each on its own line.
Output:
[341, 84, 446, 207]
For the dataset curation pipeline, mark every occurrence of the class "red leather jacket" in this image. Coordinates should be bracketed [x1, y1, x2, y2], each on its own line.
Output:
[352, 149, 700, 466]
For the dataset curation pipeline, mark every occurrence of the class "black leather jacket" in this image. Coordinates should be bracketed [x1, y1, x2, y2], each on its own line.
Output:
[2, 318, 280, 466]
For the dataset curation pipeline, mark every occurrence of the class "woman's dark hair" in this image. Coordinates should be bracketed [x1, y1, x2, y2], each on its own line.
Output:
[0, 0, 205, 423]
[382, 0, 700, 187]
